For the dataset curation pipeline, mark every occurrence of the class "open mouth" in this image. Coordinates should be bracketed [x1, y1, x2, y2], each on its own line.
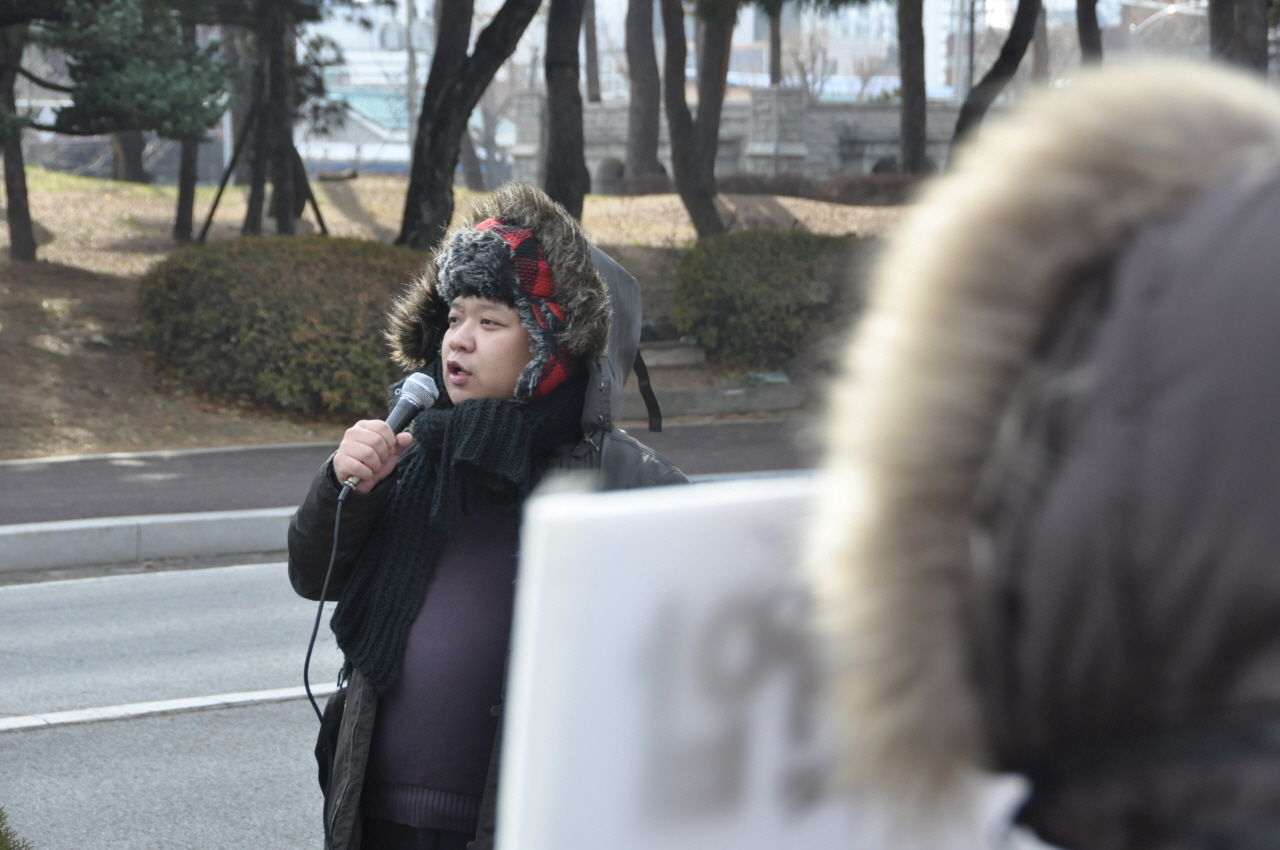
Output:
[447, 361, 471, 377]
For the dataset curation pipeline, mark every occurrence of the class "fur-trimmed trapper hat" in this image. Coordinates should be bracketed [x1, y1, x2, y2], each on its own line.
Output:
[386, 183, 611, 401]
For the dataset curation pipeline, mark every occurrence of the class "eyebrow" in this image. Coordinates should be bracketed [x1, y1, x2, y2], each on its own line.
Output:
[451, 300, 513, 315]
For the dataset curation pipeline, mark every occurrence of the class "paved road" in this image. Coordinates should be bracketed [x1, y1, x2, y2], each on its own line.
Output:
[10, 701, 327, 850]
[0, 418, 820, 525]
[0, 563, 340, 849]
[0, 563, 342, 716]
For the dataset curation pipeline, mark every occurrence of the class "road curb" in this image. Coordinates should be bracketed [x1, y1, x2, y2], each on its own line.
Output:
[0, 507, 297, 573]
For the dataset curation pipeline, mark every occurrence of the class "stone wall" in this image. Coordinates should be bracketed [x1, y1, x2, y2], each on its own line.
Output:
[509, 89, 961, 191]
[22, 131, 225, 185]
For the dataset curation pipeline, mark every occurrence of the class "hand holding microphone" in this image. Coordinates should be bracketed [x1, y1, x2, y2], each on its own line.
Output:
[334, 373, 439, 498]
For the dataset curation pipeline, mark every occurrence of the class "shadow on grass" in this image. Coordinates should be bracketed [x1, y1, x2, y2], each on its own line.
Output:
[99, 215, 325, 254]
[716, 194, 809, 233]
[319, 180, 397, 242]
[0, 208, 56, 245]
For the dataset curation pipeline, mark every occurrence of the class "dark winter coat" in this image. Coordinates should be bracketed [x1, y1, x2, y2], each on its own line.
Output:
[289, 186, 685, 850]
[806, 61, 1280, 849]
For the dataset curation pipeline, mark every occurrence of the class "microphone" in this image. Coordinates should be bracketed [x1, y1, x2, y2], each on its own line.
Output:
[340, 372, 439, 497]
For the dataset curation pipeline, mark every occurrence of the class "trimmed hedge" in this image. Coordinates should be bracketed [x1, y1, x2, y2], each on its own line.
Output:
[674, 230, 865, 370]
[138, 237, 427, 418]
[716, 171, 923, 206]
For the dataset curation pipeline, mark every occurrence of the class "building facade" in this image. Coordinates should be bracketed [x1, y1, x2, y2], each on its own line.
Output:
[509, 88, 962, 190]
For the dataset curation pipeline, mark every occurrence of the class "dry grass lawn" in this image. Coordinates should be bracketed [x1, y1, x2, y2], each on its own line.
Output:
[0, 167, 905, 459]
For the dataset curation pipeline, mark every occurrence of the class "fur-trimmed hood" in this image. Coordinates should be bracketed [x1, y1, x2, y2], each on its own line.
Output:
[805, 61, 1280, 806]
[386, 183, 611, 376]
[386, 183, 644, 434]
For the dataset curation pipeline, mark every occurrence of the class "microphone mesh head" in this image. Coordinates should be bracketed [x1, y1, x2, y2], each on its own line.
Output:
[399, 372, 439, 410]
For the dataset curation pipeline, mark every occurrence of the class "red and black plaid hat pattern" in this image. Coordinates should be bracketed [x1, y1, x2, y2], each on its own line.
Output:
[473, 217, 578, 401]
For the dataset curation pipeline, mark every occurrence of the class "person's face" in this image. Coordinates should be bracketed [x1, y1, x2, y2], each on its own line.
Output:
[442, 296, 533, 403]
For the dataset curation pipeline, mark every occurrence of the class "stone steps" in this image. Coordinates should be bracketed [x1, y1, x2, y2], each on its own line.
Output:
[622, 341, 808, 420]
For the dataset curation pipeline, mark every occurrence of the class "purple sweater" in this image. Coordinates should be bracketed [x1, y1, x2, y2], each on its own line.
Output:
[361, 505, 520, 832]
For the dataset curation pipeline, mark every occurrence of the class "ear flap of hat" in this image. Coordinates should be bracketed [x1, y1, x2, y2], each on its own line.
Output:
[386, 263, 449, 372]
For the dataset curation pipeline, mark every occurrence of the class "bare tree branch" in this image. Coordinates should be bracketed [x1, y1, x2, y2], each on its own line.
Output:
[15, 65, 73, 93]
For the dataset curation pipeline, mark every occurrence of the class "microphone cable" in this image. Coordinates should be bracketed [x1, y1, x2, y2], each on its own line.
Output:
[304, 483, 351, 848]
[303, 485, 348, 723]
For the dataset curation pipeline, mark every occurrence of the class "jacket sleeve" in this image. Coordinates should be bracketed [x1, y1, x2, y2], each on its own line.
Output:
[597, 429, 688, 490]
[287, 457, 396, 601]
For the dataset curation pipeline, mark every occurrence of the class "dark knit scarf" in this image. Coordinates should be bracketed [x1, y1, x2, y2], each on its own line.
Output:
[330, 359, 587, 694]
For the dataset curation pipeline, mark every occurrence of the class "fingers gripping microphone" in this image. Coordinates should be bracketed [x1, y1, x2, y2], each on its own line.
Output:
[339, 372, 439, 497]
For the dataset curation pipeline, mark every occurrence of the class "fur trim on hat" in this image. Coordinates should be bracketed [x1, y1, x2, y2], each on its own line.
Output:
[804, 60, 1280, 812]
[386, 183, 611, 372]
[436, 228, 522, 305]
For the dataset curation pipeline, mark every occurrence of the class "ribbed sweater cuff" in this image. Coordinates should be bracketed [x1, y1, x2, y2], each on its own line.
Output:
[361, 783, 481, 833]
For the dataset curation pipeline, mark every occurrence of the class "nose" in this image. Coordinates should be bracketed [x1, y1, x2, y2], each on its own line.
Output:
[448, 318, 476, 352]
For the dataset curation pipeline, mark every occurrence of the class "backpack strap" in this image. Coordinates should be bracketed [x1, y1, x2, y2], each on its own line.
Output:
[632, 350, 662, 433]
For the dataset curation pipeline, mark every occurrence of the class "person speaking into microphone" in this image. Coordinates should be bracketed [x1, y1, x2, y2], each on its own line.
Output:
[286, 183, 686, 850]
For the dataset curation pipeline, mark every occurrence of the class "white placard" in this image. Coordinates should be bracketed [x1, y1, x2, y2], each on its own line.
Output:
[499, 475, 1051, 850]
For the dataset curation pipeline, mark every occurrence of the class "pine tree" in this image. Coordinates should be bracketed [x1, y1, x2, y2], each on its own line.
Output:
[0, 806, 33, 850]
[0, 0, 231, 260]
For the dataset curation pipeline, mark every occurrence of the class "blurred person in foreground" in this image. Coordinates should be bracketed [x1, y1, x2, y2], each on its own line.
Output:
[288, 183, 685, 850]
[807, 61, 1280, 850]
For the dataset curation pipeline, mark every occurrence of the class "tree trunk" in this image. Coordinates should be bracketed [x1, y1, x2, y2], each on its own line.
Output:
[406, 0, 419, 148]
[225, 27, 255, 185]
[583, 0, 601, 103]
[625, 0, 664, 181]
[952, 0, 1042, 145]
[459, 128, 486, 190]
[111, 131, 151, 183]
[694, 1, 735, 178]
[398, 0, 542, 251]
[769, 9, 781, 86]
[1031, 8, 1049, 80]
[265, 0, 294, 235]
[243, 8, 270, 235]
[545, 0, 590, 219]
[659, 0, 731, 237]
[173, 139, 199, 243]
[1076, 0, 1102, 62]
[1210, 0, 1235, 61]
[173, 22, 199, 244]
[0, 25, 35, 262]
[1233, 0, 1267, 71]
[897, 0, 928, 173]
[399, 0, 473, 250]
